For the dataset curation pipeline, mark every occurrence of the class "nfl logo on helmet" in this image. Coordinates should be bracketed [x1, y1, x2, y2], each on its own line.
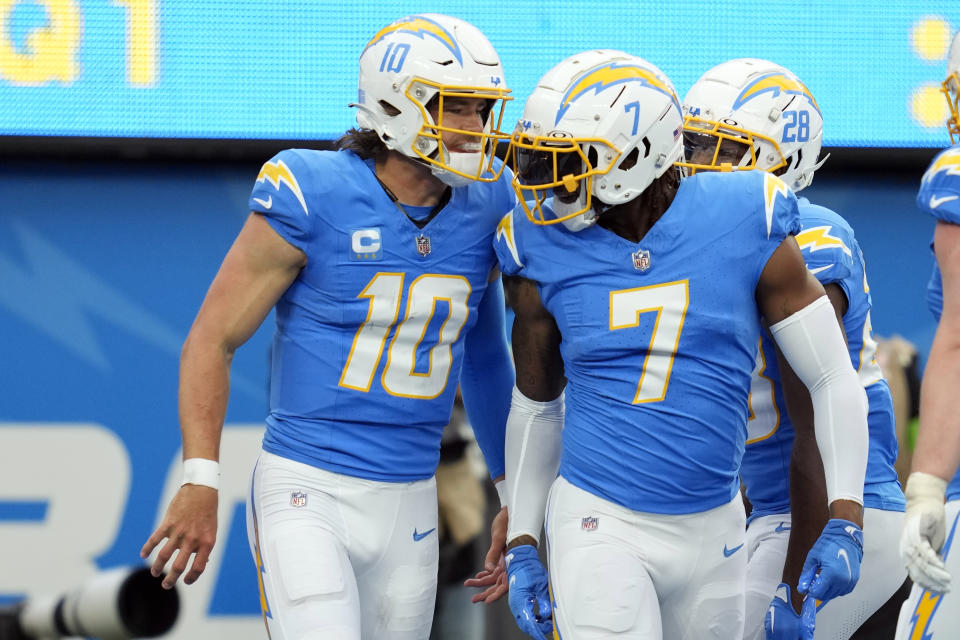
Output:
[632, 249, 651, 271]
[290, 491, 307, 508]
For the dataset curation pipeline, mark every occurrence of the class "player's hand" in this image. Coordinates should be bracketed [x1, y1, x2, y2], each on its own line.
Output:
[140, 484, 218, 589]
[900, 472, 951, 592]
[505, 544, 553, 640]
[465, 506, 509, 603]
[764, 583, 816, 640]
[797, 519, 863, 602]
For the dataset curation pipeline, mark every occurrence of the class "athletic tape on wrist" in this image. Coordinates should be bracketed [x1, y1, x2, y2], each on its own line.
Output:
[181, 458, 220, 490]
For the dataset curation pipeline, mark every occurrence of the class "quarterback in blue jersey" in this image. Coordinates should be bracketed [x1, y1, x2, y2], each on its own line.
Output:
[895, 29, 960, 640]
[495, 50, 869, 640]
[681, 59, 906, 640]
[141, 14, 517, 640]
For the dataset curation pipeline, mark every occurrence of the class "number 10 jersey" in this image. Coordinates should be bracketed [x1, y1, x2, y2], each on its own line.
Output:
[249, 148, 516, 482]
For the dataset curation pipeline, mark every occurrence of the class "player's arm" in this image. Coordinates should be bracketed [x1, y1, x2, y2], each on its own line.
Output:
[756, 235, 869, 603]
[901, 220, 960, 592]
[912, 221, 960, 485]
[497, 274, 560, 637]
[140, 213, 306, 589]
[771, 283, 849, 611]
[459, 267, 514, 602]
[503, 274, 565, 551]
[460, 267, 513, 486]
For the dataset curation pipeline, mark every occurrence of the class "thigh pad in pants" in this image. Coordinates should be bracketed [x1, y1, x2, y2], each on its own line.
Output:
[567, 548, 644, 633]
[272, 525, 346, 602]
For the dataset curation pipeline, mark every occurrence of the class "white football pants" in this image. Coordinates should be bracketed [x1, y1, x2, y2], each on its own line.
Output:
[743, 508, 906, 640]
[246, 450, 439, 640]
[894, 499, 960, 640]
[545, 475, 746, 639]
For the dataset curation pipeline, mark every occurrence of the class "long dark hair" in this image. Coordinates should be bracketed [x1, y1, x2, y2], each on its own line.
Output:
[335, 128, 387, 160]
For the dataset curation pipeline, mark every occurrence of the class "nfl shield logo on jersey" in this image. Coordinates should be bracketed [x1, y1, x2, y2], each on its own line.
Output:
[581, 516, 598, 531]
[290, 491, 307, 508]
[416, 234, 431, 257]
[632, 249, 651, 272]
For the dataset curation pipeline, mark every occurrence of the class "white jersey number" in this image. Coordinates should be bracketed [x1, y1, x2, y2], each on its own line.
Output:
[610, 280, 689, 404]
[339, 272, 472, 399]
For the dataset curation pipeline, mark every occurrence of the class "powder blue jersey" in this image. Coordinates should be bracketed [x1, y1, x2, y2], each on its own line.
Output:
[249, 148, 516, 482]
[494, 170, 800, 514]
[918, 145, 960, 500]
[740, 200, 904, 522]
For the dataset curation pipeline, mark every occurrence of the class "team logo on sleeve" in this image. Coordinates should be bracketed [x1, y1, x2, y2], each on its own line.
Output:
[795, 226, 852, 256]
[495, 213, 524, 268]
[290, 491, 307, 507]
[256, 159, 309, 216]
[762, 173, 790, 239]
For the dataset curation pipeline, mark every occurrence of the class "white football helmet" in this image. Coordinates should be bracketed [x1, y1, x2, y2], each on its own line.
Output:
[679, 58, 826, 192]
[943, 30, 960, 143]
[509, 50, 683, 231]
[353, 14, 512, 186]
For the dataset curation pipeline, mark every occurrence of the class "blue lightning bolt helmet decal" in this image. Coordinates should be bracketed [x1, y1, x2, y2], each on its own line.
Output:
[556, 62, 680, 125]
[733, 72, 821, 115]
[362, 15, 462, 66]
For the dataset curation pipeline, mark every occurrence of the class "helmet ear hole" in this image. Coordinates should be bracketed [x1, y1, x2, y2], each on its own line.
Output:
[378, 100, 401, 117]
[587, 146, 599, 171]
[640, 137, 652, 159]
[786, 149, 802, 173]
[618, 147, 639, 171]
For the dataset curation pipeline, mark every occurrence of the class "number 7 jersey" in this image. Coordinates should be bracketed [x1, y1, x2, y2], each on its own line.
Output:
[249, 148, 516, 482]
[494, 170, 800, 514]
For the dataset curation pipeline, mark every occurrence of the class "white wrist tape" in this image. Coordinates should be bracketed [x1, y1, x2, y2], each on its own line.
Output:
[770, 295, 868, 505]
[181, 458, 220, 490]
[904, 472, 948, 507]
[495, 479, 508, 509]
[505, 386, 564, 545]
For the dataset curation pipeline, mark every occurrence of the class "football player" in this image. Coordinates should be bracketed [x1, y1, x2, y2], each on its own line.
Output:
[895, 28, 960, 640]
[140, 14, 516, 640]
[680, 58, 907, 640]
[494, 50, 869, 639]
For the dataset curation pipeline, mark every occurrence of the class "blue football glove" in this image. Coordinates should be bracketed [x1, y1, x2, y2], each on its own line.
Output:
[798, 518, 864, 602]
[764, 583, 816, 639]
[505, 545, 553, 640]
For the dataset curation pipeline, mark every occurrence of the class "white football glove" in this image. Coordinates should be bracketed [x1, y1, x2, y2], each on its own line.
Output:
[900, 471, 952, 592]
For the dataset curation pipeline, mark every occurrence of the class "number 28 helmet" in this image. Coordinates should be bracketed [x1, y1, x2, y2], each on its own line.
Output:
[679, 58, 826, 192]
[353, 14, 512, 186]
[509, 50, 684, 231]
[943, 29, 960, 143]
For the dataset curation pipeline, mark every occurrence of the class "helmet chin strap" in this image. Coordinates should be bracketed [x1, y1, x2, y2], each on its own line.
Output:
[555, 190, 601, 232]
